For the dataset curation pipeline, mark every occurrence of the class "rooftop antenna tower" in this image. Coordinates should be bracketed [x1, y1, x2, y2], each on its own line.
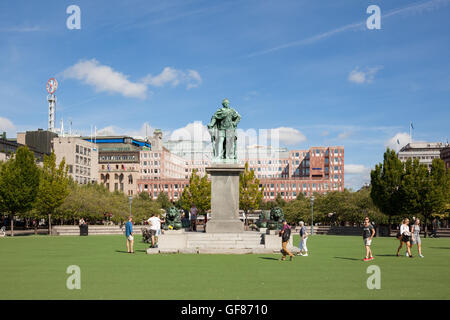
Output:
[46, 78, 58, 133]
[60, 118, 64, 137]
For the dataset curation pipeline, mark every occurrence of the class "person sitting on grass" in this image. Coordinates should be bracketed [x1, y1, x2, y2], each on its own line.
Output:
[125, 216, 134, 254]
[363, 216, 375, 261]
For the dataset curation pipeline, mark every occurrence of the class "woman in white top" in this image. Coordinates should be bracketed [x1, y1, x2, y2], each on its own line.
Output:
[396, 218, 413, 258]
[411, 219, 424, 258]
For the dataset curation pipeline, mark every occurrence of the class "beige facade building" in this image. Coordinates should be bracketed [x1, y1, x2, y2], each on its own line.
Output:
[52, 136, 99, 184]
[398, 142, 447, 169]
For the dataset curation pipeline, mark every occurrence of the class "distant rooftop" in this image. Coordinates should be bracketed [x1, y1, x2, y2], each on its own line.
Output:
[399, 142, 448, 152]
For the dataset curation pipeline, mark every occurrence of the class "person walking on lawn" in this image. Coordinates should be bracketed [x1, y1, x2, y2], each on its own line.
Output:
[363, 217, 375, 261]
[279, 220, 294, 261]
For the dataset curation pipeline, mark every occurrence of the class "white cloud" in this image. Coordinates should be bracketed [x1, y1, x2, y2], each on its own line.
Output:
[142, 67, 202, 89]
[337, 131, 352, 139]
[270, 127, 307, 145]
[345, 164, 368, 174]
[0, 26, 42, 32]
[169, 121, 210, 142]
[348, 67, 382, 84]
[344, 164, 371, 190]
[63, 59, 148, 99]
[96, 122, 157, 139]
[63, 60, 202, 99]
[0, 117, 16, 136]
[385, 132, 411, 150]
[247, 0, 450, 57]
[96, 125, 117, 136]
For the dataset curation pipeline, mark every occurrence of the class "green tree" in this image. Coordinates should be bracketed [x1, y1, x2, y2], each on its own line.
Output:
[401, 158, 450, 237]
[370, 148, 404, 229]
[133, 193, 162, 224]
[34, 152, 70, 235]
[283, 197, 310, 225]
[275, 193, 287, 208]
[181, 169, 211, 222]
[239, 162, 264, 225]
[0, 146, 40, 236]
[156, 192, 171, 210]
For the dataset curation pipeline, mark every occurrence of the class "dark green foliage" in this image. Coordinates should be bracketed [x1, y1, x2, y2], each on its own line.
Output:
[0, 146, 40, 235]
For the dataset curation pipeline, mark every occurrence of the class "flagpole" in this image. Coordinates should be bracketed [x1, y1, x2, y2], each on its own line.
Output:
[409, 122, 412, 144]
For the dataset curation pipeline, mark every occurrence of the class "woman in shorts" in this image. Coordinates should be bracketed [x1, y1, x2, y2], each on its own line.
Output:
[411, 218, 424, 258]
[396, 218, 413, 258]
[363, 217, 375, 261]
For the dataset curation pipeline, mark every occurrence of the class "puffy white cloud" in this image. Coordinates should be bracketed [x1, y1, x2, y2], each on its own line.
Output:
[270, 127, 307, 145]
[344, 164, 371, 190]
[96, 122, 157, 139]
[348, 66, 382, 84]
[385, 132, 411, 150]
[142, 67, 202, 89]
[63, 60, 202, 99]
[0, 117, 16, 136]
[63, 59, 148, 99]
[169, 121, 210, 142]
[345, 164, 368, 174]
[96, 125, 117, 136]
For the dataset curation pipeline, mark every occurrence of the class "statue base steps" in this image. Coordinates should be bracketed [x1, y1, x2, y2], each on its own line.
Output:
[146, 231, 298, 254]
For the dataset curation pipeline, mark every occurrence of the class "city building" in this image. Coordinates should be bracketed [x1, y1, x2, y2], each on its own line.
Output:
[0, 132, 45, 163]
[83, 136, 149, 196]
[136, 132, 344, 201]
[398, 142, 447, 169]
[17, 129, 58, 155]
[52, 136, 99, 184]
[441, 145, 450, 171]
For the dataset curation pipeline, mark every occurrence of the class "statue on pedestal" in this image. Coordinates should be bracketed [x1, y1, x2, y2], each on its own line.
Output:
[207, 99, 241, 162]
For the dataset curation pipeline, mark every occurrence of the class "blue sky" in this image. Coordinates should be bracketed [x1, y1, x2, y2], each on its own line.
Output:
[1, 0, 449, 189]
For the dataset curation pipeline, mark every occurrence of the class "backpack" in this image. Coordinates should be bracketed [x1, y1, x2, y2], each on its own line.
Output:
[282, 227, 291, 242]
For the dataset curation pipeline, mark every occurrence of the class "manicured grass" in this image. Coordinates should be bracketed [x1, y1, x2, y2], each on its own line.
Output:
[0, 234, 449, 299]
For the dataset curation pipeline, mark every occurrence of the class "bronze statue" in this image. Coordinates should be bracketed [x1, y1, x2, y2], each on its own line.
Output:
[207, 98, 241, 162]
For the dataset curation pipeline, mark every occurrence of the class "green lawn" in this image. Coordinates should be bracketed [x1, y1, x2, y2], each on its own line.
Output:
[0, 234, 449, 299]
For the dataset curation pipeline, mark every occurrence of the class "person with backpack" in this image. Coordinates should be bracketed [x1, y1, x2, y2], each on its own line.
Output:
[297, 221, 309, 256]
[279, 220, 294, 261]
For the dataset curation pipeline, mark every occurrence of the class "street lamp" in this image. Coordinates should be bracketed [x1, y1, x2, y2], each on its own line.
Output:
[128, 196, 133, 217]
[310, 195, 315, 235]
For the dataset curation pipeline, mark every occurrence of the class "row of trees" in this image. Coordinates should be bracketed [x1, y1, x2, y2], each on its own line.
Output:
[1, 147, 448, 235]
[0, 147, 69, 236]
[371, 148, 450, 236]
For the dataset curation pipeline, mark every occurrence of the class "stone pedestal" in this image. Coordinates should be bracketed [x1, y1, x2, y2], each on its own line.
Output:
[205, 163, 245, 233]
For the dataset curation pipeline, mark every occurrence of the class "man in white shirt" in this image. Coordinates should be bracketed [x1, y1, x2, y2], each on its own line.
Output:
[147, 213, 161, 248]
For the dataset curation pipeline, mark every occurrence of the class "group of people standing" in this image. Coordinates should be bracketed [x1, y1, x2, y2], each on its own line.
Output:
[396, 218, 424, 258]
[279, 220, 310, 261]
[125, 213, 163, 253]
[363, 216, 425, 261]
